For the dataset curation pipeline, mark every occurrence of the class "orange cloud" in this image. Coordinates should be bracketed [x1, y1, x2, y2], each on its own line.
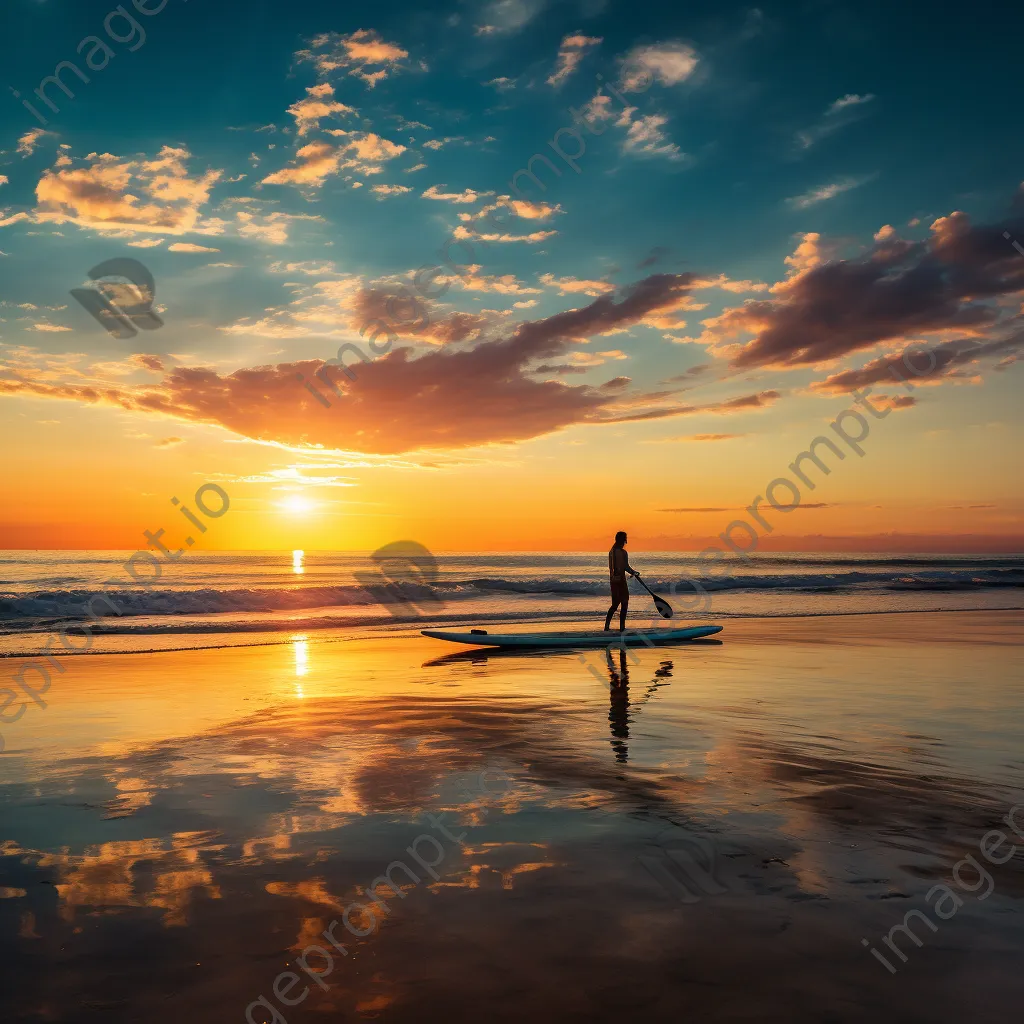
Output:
[296, 29, 409, 87]
[34, 146, 223, 236]
[286, 83, 356, 136]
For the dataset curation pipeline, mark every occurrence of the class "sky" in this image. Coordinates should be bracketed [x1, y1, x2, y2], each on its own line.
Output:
[1, 0, 1023, 551]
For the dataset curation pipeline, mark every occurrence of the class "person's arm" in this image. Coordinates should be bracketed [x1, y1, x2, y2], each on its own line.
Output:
[625, 555, 639, 577]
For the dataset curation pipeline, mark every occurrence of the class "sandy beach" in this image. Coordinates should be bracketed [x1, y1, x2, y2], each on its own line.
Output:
[1, 609, 1022, 1022]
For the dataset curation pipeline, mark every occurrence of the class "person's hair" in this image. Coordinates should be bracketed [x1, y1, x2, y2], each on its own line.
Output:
[614, 531, 627, 544]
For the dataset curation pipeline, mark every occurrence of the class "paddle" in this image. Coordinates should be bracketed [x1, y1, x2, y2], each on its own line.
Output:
[633, 573, 673, 619]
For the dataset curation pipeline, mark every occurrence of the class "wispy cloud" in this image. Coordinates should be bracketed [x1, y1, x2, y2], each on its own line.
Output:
[619, 41, 698, 91]
[422, 184, 493, 204]
[796, 93, 876, 151]
[786, 175, 873, 209]
[547, 33, 602, 88]
[17, 128, 53, 158]
[370, 184, 413, 199]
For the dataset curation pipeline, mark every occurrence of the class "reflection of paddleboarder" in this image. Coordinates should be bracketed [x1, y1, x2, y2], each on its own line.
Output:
[605, 531, 639, 631]
[606, 647, 630, 763]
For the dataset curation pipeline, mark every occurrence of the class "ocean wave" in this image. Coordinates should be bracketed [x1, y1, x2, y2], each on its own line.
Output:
[0, 567, 1023, 625]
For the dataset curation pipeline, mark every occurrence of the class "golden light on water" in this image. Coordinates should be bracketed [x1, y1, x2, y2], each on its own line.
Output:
[292, 636, 309, 698]
[292, 549, 304, 574]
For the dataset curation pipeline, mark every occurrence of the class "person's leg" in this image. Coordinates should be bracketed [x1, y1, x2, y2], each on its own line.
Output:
[604, 595, 620, 630]
[619, 594, 629, 631]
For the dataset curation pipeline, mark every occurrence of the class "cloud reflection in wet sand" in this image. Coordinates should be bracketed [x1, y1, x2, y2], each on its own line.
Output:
[1, 636, 1023, 1022]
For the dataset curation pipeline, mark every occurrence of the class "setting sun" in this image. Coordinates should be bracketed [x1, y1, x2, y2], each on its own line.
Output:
[281, 496, 314, 515]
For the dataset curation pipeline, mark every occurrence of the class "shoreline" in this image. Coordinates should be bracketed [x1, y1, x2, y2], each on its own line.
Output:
[0, 604, 1022, 658]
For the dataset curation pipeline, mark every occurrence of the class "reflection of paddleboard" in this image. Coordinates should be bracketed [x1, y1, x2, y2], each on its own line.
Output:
[420, 626, 723, 648]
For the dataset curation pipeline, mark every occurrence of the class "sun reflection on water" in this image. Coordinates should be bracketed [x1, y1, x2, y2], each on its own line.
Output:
[292, 637, 309, 697]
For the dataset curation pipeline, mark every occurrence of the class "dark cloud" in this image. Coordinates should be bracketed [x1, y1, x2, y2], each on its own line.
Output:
[708, 209, 1024, 370]
[809, 329, 1024, 394]
[130, 353, 165, 372]
[600, 390, 780, 424]
[534, 364, 588, 375]
[637, 245, 671, 269]
[661, 363, 712, 384]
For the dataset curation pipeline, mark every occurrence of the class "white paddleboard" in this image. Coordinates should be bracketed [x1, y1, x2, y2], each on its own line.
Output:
[421, 625, 723, 648]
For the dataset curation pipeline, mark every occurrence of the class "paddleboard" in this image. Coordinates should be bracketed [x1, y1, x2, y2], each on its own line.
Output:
[421, 625, 723, 648]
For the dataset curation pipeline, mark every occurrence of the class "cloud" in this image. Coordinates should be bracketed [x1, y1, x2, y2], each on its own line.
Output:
[786, 176, 871, 209]
[405, 163, 427, 173]
[234, 210, 323, 244]
[473, 0, 544, 36]
[620, 42, 698, 90]
[658, 500, 828, 510]
[155, 436, 184, 448]
[690, 205, 1024, 371]
[654, 433, 746, 442]
[131, 354, 165, 372]
[268, 260, 338, 276]
[485, 76, 517, 91]
[28, 323, 72, 332]
[450, 266, 541, 295]
[422, 184, 493, 204]
[828, 93, 875, 114]
[638, 245, 671, 269]
[621, 114, 684, 160]
[17, 128, 53, 157]
[455, 224, 556, 244]
[295, 29, 409, 87]
[598, 389, 781, 424]
[0, 176, 7, 187]
[286, 83, 357, 136]
[331, 131, 406, 168]
[540, 273, 615, 297]
[810, 332, 1024, 394]
[580, 92, 683, 162]
[422, 136, 466, 151]
[168, 242, 220, 253]
[33, 146, 224, 237]
[4, 274, 712, 453]
[263, 134, 405, 187]
[796, 93, 876, 151]
[470, 198, 562, 223]
[506, 199, 561, 220]
[126, 237, 165, 248]
[547, 33, 602, 87]
[261, 142, 344, 186]
[370, 184, 413, 198]
[692, 273, 768, 293]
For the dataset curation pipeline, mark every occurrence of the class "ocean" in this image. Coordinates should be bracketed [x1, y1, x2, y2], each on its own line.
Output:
[1, 550, 1022, 658]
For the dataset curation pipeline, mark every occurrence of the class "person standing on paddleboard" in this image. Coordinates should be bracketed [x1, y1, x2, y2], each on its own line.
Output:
[605, 531, 639, 631]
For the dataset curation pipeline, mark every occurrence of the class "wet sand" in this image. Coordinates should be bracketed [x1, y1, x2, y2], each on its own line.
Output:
[1, 610, 1023, 1022]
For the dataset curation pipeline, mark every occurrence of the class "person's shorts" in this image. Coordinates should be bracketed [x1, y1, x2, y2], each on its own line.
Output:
[609, 578, 629, 602]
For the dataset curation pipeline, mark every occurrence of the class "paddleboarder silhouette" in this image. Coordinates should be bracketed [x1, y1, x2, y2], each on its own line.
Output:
[605, 530, 639, 631]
